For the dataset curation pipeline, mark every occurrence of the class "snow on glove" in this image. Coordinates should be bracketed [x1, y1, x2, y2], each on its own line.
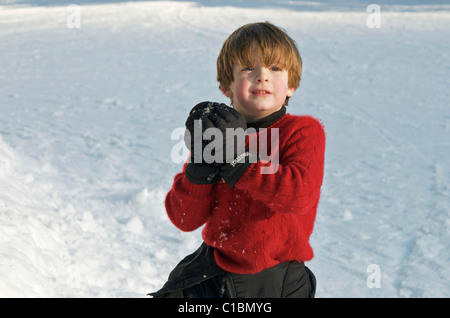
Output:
[184, 101, 214, 163]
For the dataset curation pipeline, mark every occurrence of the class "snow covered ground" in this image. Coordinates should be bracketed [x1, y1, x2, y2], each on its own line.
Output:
[0, 0, 449, 297]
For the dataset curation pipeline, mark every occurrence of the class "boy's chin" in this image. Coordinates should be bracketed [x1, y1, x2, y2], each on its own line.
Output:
[235, 101, 281, 119]
[244, 101, 275, 110]
[250, 104, 282, 114]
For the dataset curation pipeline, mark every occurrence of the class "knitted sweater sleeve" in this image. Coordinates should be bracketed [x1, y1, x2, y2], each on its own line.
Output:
[165, 163, 216, 232]
[235, 116, 325, 214]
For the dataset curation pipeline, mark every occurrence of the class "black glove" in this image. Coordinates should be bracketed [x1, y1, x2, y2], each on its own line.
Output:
[185, 162, 221, 184]
[203, 105, 258, 188]
[183, 102, 222, 184]
[202, 105, 246, 164]
[184, 101, 215, 163]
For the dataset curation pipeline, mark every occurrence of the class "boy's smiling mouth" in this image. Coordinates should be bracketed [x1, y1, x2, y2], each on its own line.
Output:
[252, 89, 272, 96]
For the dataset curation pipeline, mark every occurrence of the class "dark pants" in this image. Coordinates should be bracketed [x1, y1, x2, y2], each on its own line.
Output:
[150, 243, 316, 298]
[184, 261, 316, 298]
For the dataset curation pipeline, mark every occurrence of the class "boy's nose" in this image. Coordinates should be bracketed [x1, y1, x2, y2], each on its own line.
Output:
[255, 68, 269, 82]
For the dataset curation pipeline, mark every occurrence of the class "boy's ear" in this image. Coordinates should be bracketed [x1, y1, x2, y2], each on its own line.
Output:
[286, 87, 296, 97]
[220, 85, 233, 98]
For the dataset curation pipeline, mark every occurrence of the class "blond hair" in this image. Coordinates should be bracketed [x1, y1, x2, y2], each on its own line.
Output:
[217, 22, 302, 105]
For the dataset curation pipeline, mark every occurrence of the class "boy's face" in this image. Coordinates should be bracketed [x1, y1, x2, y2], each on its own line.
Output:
[222, 58, 295, 122]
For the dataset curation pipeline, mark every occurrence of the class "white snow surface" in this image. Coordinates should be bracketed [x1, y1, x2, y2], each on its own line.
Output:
[0, 0, 449, 297]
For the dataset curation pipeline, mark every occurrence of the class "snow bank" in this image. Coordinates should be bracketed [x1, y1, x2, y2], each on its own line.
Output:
[0, 134, 199, 297]
[0, 135, 69, 297]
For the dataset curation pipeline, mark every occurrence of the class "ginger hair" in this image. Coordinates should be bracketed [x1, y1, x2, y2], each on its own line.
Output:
[217, 22, 302, 105]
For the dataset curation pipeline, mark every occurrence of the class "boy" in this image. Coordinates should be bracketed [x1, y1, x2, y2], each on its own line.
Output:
[151, 22, 325, 298]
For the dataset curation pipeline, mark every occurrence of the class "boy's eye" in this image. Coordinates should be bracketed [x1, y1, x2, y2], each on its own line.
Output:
[240, 66, 283, 72]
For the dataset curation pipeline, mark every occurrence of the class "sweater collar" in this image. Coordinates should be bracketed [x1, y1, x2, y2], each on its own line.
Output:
[246, 106, 286, 130]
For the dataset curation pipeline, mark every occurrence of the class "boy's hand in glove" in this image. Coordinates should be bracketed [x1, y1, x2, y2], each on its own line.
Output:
[202, 105, 246, 164]
[184, 101, 215, 163]
[203, 105, 258, 188]
[183, 101, 221, 184]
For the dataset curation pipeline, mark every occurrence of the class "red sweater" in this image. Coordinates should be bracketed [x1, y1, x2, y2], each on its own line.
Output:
[165, 114, 325, 274]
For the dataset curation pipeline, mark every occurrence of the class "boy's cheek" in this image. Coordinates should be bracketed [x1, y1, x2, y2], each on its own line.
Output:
[237, 80, 251, 95]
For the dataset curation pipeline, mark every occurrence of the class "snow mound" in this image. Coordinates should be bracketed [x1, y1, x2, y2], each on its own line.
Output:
[0, 135, 199, 297]
[0, 136, 69, 297]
